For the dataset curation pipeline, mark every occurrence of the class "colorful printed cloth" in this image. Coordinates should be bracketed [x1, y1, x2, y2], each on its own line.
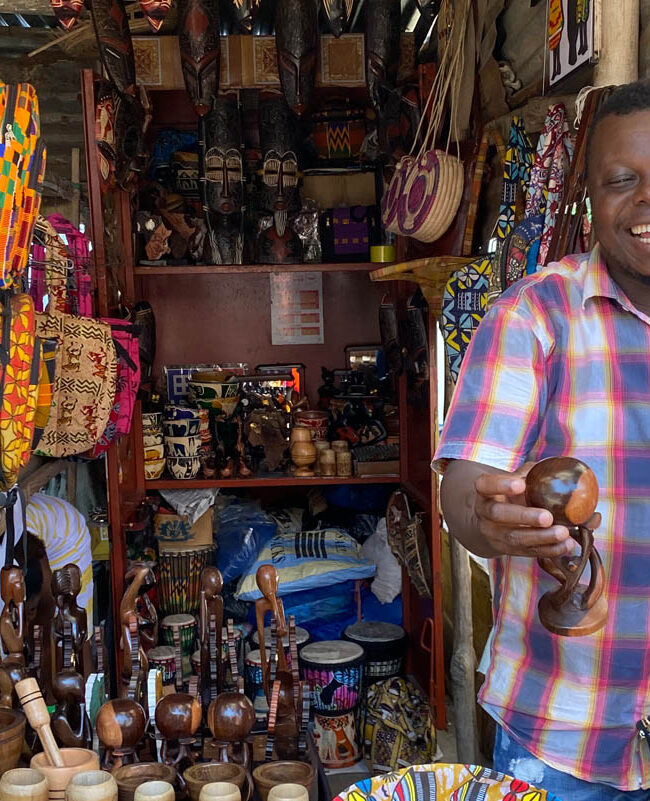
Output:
[334, 764, 559, 801]
[433, 245, 650, 791]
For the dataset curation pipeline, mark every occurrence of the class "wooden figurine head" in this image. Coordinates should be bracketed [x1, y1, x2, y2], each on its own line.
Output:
[525, 456, 599, 527]
[255, 565, 279, 601]
[51, 564, 81, 607]
[1, 567, 25, 607]
[96, 698, 147, 752]
[155, 693, 202, 742]
[201, 567, 223, 600]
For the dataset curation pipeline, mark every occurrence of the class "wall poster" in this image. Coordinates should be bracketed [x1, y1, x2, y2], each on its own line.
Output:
[548, 0, 598, 86]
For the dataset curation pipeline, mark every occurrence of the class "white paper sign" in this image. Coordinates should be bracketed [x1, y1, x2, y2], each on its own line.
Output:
[270, 272, 324, 345]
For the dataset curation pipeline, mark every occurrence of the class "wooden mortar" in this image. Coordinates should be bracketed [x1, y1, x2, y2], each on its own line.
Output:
[0, 769, 48, 801]
[0, 707, 27, 777]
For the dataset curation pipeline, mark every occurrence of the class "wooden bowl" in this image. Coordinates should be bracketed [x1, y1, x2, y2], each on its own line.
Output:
[0, 708, 26, 778]
[252, 763, 315, 801]
[184, 764, 247, 801]
[0, 768, 48, 801]
[112, 765, 177, 801]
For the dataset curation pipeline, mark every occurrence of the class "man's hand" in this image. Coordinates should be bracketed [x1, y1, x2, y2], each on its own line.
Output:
[474, 469, 576, 558]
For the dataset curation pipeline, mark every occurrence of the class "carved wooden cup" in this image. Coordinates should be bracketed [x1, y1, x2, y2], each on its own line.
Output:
[525, 456, 608, 636]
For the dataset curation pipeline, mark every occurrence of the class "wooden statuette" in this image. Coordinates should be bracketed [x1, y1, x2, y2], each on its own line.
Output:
[199, 567, 223, 705]
[51, 670, 92, 749]
[525, 456, 608, 636]
[121, 566, 158, 656]
[51, 565, 87, 676]
[1, 566, 26, 663]
[275, 0, 318, 116]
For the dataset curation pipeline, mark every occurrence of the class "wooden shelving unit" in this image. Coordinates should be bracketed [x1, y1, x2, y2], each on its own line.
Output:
[146, 474, 399, 490]
[134, 262, 385, 276]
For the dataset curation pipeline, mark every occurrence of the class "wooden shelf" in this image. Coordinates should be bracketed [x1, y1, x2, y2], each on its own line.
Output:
[134, 262, 387, 276]
[145, 474, 400, 490]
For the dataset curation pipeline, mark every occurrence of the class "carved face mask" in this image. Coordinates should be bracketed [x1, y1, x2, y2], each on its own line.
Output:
[275, 0, 318, 116]
[231, 0, 260, 32]
[365, 0, 400, 114]
[204, 95, 244, 215]
[49, 0, 84, 30]
[139, 0, 172, 32]
[262, 150, 298, 236]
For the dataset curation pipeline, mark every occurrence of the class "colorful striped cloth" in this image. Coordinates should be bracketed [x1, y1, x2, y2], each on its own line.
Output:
[26, 493, 93, 627]
[433, 245, 650, 791]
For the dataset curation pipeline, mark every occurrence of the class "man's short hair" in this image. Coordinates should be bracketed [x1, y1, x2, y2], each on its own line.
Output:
[587, 80, 650, 173]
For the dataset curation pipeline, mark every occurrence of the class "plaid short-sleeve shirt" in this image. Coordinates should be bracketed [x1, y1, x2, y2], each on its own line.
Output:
[433, 245, 650, 791]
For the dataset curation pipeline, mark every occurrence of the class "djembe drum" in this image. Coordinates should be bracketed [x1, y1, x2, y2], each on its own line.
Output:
[251, 626, 310, 668]
[299, 640, 365, 768]
[148, 647, 177, 688]
[244, 649, 268, 721]
[161, 615, 196, 677]
[157, 545, 215, 616]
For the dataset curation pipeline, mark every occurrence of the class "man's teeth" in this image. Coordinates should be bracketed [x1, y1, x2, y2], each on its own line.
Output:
[631, 224, 650, 235]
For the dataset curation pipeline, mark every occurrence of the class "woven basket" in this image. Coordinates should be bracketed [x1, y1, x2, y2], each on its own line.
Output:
[403, 513, 432, 599]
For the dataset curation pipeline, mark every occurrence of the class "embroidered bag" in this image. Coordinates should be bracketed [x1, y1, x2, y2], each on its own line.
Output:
[85, 318, 141, 458]
[47, 214, 93, 317]
[320, 206, 381, 262]
[441, 118, 532, 383]
[33, 218, 117, 458]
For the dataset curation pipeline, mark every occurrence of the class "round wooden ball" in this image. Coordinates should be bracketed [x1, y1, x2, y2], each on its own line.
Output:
[155, 693, 202, 741]
[96, 699, 147, 749]
[208, 692, 255, 742]
[525, 456, 598, 527]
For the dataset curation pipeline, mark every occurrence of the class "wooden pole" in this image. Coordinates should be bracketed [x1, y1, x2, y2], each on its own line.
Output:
[444, 361, 479, 762]
[593, 0, 639, 86]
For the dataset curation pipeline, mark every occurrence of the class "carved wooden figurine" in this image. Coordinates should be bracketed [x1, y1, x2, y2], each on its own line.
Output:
[199, 567, 223, 705]
[155, 692, 202, 769]
[0, 657, 24, 709]
[0, 567, 25, 663]
[120, 568, 154, 703]
[96, 697, 147, 770]
[207, 690, 255, 770]
[52, 564, 87, 675]
[50, 669, 92, 749]
[122, 565, 158, 655]
[525, 456, 608, 636]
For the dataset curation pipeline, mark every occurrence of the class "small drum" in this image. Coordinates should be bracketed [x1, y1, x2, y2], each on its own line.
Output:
[342, 621, 407, 682]
[191, 649, 201, 676]
[244, 648, 269, 719]
[148, 646, 177, 686]
[300, 640, 364, 713]
[161, 614, 197, 661]
[251, 625, 310, 668]
[157, 544, 215, 616]
[190, 626, 245, 679]
[313, 710, 360, 769]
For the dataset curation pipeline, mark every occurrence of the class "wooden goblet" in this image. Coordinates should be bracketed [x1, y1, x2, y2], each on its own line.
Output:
[96, 699, 146, 770]
[525, 456, 608, 636]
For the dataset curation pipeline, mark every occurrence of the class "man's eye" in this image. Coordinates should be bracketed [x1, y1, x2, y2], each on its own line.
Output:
[607, 175, 635, 185]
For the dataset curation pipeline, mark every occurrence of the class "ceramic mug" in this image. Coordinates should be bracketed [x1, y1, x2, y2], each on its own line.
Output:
[164, 405, 200, 421]
[163, 419, 201, 437]
[145, 458, 166, 480]
[199, 783, 241, 801]
[133, 782, 175, 801]
[0, 769, 48, 801]
[167, 456, 201, 480]
[143, 433, 164, 448]
[66, 771, 118, 801]
[142, 412, 162, 429]
[165, 436, 201, 457]
[268, 785, 309, 801]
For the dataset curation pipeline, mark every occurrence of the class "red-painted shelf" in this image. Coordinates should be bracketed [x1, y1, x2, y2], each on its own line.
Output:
[134, 262, 387, 276]
[145, 474, 400, 490]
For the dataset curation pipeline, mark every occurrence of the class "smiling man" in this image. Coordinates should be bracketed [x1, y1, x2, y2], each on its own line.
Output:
[433, 82, 650, 799]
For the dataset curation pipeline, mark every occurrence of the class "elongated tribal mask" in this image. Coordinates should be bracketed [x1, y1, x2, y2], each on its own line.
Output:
[365, 0, 400, 114]
[178, 0, 221, 116]
[275, 0, 318, 116]
[139, 0, 173, 32]
[322, 0, 353, 37]
[90, 0, 136, 97]
[231, 0, 260, 32]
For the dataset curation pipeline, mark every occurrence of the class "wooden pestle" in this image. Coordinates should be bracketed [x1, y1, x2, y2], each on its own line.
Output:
[16, 677, 65, 767]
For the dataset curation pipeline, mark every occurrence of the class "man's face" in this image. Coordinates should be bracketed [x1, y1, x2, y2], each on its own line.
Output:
[588, 110, 650, 284]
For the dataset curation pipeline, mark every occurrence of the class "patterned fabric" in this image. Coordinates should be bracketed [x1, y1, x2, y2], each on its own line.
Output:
[433, 245, 650, 791]
[363, 677, 436, 772]
[548, 0, 563, 50]
[26, 493, 93, 627]
[0, 82, 46, 290]
[334, 764, 558, 801]
[0, 293, 39, 488]
[47, 215, 93, 317]
[442, 118, 533, 383]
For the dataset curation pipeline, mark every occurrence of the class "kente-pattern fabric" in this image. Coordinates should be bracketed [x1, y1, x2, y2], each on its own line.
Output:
[434, 245, 650, 791]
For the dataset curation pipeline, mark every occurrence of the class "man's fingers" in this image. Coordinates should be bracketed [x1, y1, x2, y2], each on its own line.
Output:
[482, 522, 574, 556]
[476, 495, 554, 528]
[475, 473, 527, 499]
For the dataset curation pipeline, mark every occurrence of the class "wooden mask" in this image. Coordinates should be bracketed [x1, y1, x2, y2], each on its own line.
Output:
[49, 0, 84, 31]
[231, 0, 260, 32]
[365, 0, 400, 114]
[114, 92, 145, 189]
[95, 81, 117, 187]
[275, 0, 318, 116]
[139, 0, 172, 32]
[178, 0, 221, 116]
[204, 93, 244, 216]
[258, 93, 300, 219]
[90, 0, 136, 97]
[322, 0, 353, 37]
